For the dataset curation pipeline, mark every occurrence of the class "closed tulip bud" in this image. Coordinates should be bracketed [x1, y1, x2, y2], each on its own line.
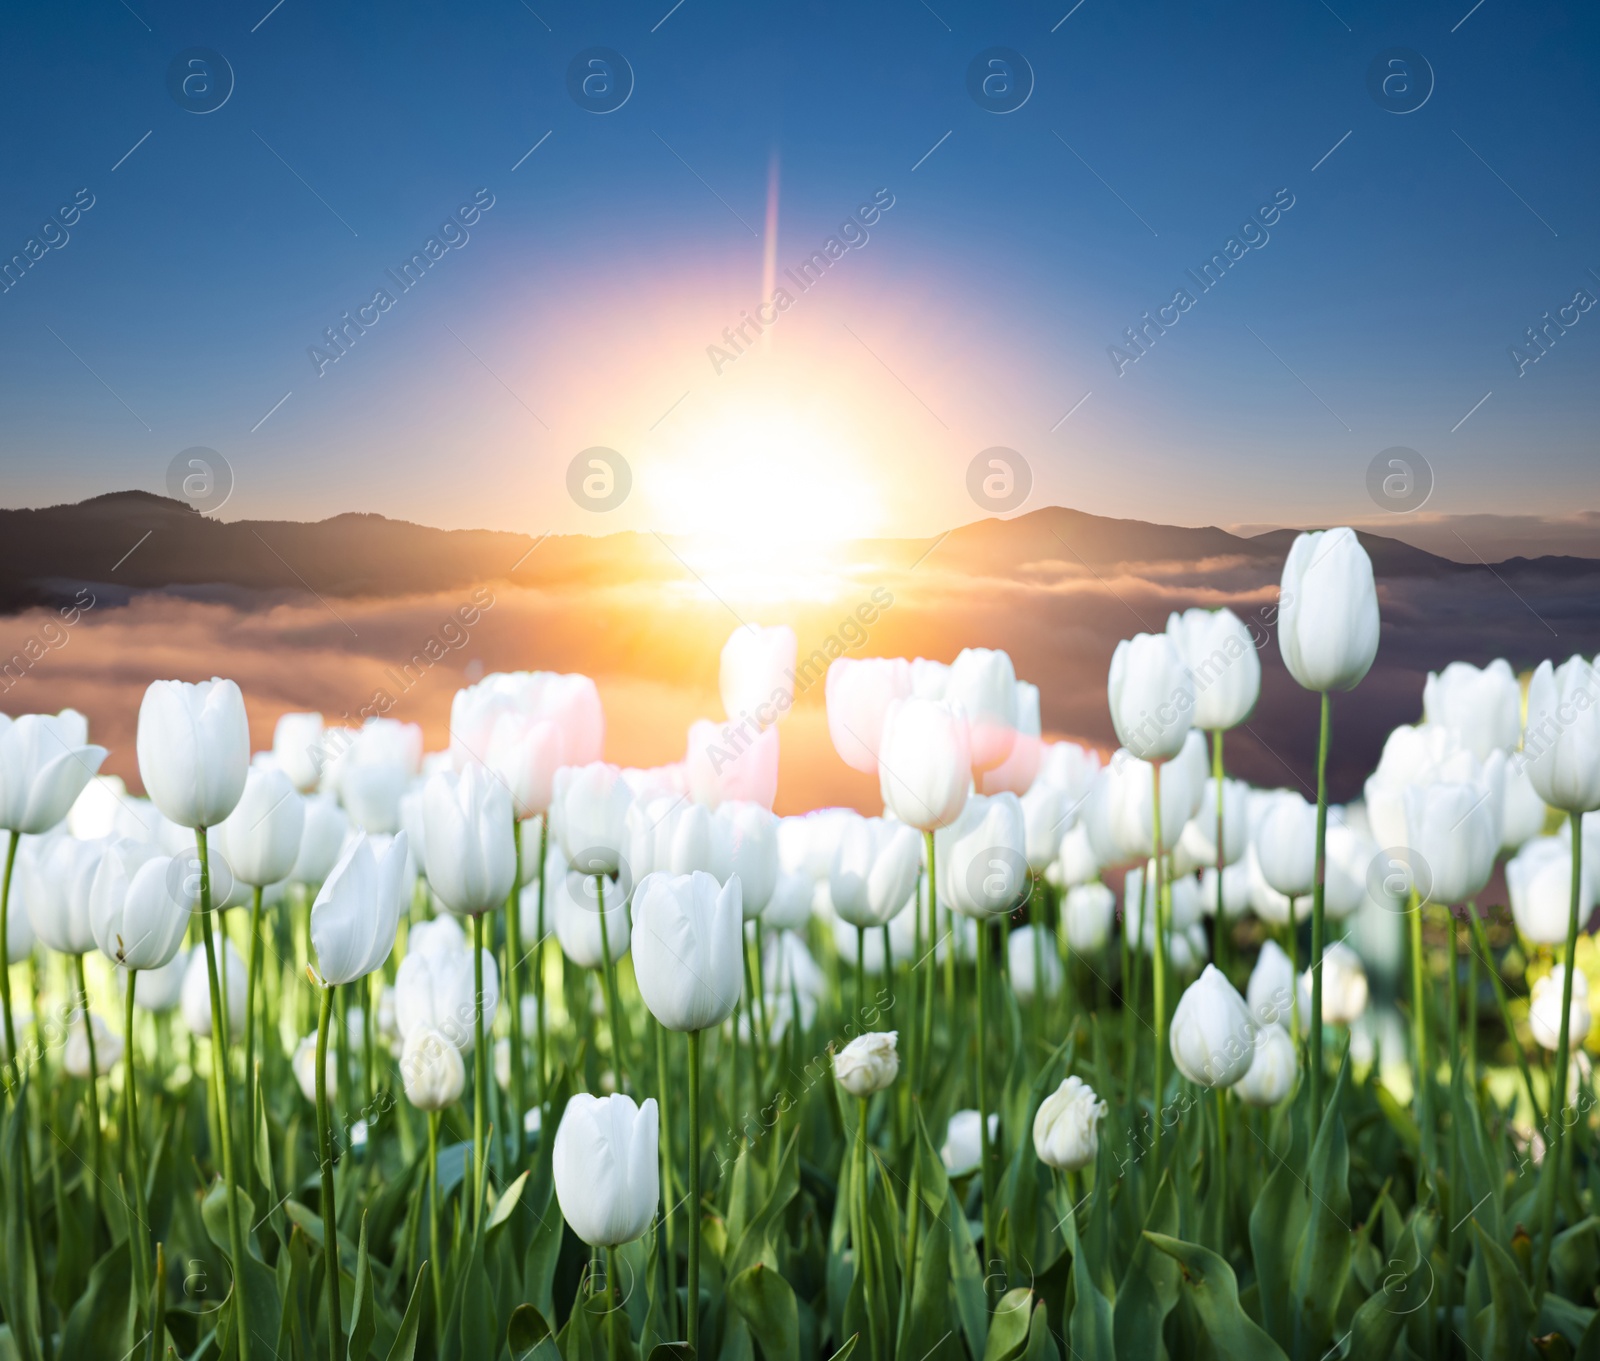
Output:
[1038, 740, 1101, 805]
[878, 698, 971, 832]
[1277, 528, 1380, 693]
[1017, 780, 1068, 873]
[24, 833, 102, 955]
[1243, 843, 1300, 926]
[310, 831, 408, 985]
[67, 774, 132, 840]
[1298, 942, 1368, 1025]
[1179, 777, 1249, 869]
[712, 802, 779, 919]
[215, 767, 304, 887]
[64, 1012, 122, 1079]
[486, 713, 565, 821]
[182, 938, 246, 1038]
[1530, 966, 1591, 1051]
[1054, 824, 1100, 888]
[942, 793, 1028, 919]
[1200, 862, 1252, 920]
[720, 625, 797, 732]
[534, 673, 606, 768]
[1063, 882, 1115, 954]
[1423, 659, 1523, 760]
[1007, 925, 1063, 1001]
[830, 815, 922, 929]
[0, 710, 108, 835]
[980, 682, 1042, 796]
[1233, 1025, 1297, 1106]
[1403, 780, 1497, 905]
[334, 719, 422, 835]
[1247, 939, 1296, 1029]
[289, 794, 350, 887]
[554, 763, 634, 875]
[130, 947, 188, 1012]
[553, 868, 631, 968]
[553, 1092, 660, 1247]
[946, 648, 1019, 775]
[136, 679, 250, 830]
[400, 1025, 465, 1110]
[763, 869, 814, 930]
[940, 1109, 998, 1176]
[91, 844, 191, 970]
[394, 939, 498, 1050]
[1108, 633, 1193, 763]
[1521, 657, 1600, 813]
[1255, 791, 1319, 899]
[423, 767, 515, 917]
[3, 846, 34, 964]
[1508, 836, 1592, 944]
[292, 1033, 334, 1102]
[273, 712, 326, 793]
[686, 719, 779, 811]
[1170, 964, 1256, 1087]
[833, 1030, 899, 1096]
[1501, 764, 1549, 853]
[628, 796, 713, 880]
[632, 869, 742, 1031]
[1032, 1075, 1107, 1171]
[1166, 607, 1260, 731]
[826, 657, 913, 775]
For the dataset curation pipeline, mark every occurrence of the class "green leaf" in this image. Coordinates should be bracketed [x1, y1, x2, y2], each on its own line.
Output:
[348, 1211, 376, 1361]
[826, 1338, 858, 1361]
[1289, 1061, 1352, 1360]
[903, 1207, 953, 1361]
[385, 1261, 430, 1361]
[1023, 1300, 1061, 1361]
[983, 1289, 1033, 1361]
[1063, 1191, 1114, 1361]
[1145, 1234, 1288, 1361]
[728, 1133, 800, 1280]
[488, 1170, 532, 1240]
[727, 1262, 799, 1361]
[58, 1239, 132, 1361]
[1113, 1172, 1179, 1361]
[510, 1302, 553, 1354]
[1470, 1220, 1536, 1361]
[646, 1347, 695, 1361]
[947, 1184, 988, 1360]
[200, 1178, 283, 1361]
[1249, 1096, 1308, 1352]
[1342, 1207, 1437, 1361]
[2, 1082, 43, 1361]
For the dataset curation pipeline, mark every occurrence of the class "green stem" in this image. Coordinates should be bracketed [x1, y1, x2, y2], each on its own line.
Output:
[123, 969, 149, 1324]
[654, 1018, 677, 1337]
[0, 833, 18, 1089]
[1466, 900, 1479, 1074]
[1465, 899, 1540, 1127]
[1151, 761, 1167, 1169]
[197, 833, 250, 1361]
[1534, 810, 1584, 1297]
[428, 1110, 443, 1353]
[606, 1244, 620, 1361]
[687, 1028, 702, 1354]
[976, 919, 996, 1283]
[150, 1241, 165, 1361]
[856, 1094, 879, 1361]
[315, 984, 342, 1359]
[596, 876, 627, 1090]
[245, 885, 262, 1194]
[1211, 729, 1228, 976]
[472, 912, 488, 1229]
[856, 929, 866, 1023]
[1309, 690, 1331, 1120]
[921, 832, 937, 1093]
[1408, 887, 1430, 1142]
[507, 811, 526, 1163]
[73, 954, 105, 1203]
[536, 813, 548, 1104]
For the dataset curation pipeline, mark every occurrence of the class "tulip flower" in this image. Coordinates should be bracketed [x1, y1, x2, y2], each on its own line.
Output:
[763, 869, 813, 930]
[552, 867, 631, 968]
[834, 1030, 899, 1095]
[1245, 843, 1303, 927]
[762, 927, 828, 1003]
[719, 624, 797, 731]
[628, 796, 713, 881]
[422, 767, 515, 917]
[826, 657, 913, 775]
[1233, 1025, 1297, 1107]
[943, 648, 1018, 776]
[1017, 779, 1069, 872]
[554, 763, 634, 876]
[1256, 791, 1318, 900]
[1108, 633, 1193, 763]
[215, 767, 303, 888]
[394, 940, 499, 1051]
[711, 801, 779, 918]
[1277, 528, 1380, 694]
[90, 845, 190, 971]
[1502, 765, 1549, 854]
[181, 939, 247, 1039]
[1063, 882, 1115, 954]
[1170, 965, 1256, 1087]
[24, 833, 102, 956]
[1166, 607, 1260, 731]
[553, 1092, 660, 1247]
[131, 948, 188, 1012]
[829, 816, 922, 930]
[0, 710, 108, 835]
[1032, 1075, 1106, 1173]
[136, 680, 249, 830]
[290, 794, 350, 886]
[1508, 837, 1592, 945]
[273, 712, 326, 792]
[401, 1025, 465, 1110]
[1007, 924, 1063, 1002]
[1423, 659, 1523, 761]
[686, 718, 779, 810]
[1181, 777, 1249, 869]
[486, 713, 565, 821]
[1403, 780, 1498, 906]
[1531, 966, 1590, 1051]
[292, 1033, 335, 1103]
[310, 832, 407, 986]
[64, 1012, 122, 1080]
[980, 682, 1042, 796]
[940, 1109, 998, 1176]
[1298, 941, 1368, 1026]
[1247, 939, 1295, 1030]
[457, 672, 604, 770]
[877, 697, 971, 832]
[1199, 862, 1251, 923]
[941, 793, 1028, 919]
[1054, 824, 1100, 888]
[333, 719, 422, 835]
[1321, 822, 1372, 920]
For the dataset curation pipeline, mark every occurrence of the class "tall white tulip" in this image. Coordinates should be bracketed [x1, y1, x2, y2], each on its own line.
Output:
[877, 698, 971, 832]
[632, 870, 743, 1032]
[215, 767, 304, 887]
[1521, 657, 1600, 813]
[1277, 528, 1380, 693]
[310, 832, 407, 985]
[1233, 1025, 1297, 1107]
[1423, 659, 1523, 760]
[552, 868, 631, 968]
[1166, 608, 1260, 731]
[628, 797, 714, 881]
[1063, 882, 1116, 954]
[486, 713, 565, 821]
[1501, 764, 1549, 853]
[1531, 967, 1591, 1051]
[24, 834, 102, 955]
[1170, 964, 1256, 1087]
[422, 767, 515, 917]
[942, 793, 1028, 919]
[720, 625, 796, 731]
[90, 845, 191, 970]
[711, 802, 779, 918]
[181, 940, 246, 1038]
[0, 710, 108, 835]
[1255, 791, 1319, 900]
[290, 794, 349, 886]
[1247, 940, 1296, 1030]
[394, 941, 498, 1051]
[553, 1093, 661, 1246]
[1298, 942, 1368, 1025]
[399, 1025, 465, 1110]
[1402, 781, 1497, 904]
[946, 648, 1018, 774]
[554, 763, 634, 876]
[1054, 823, 1100, 888]
[1108, 633, 1193, 762]
[136, 680, 250, 829]
[829, 816, 922, 929]
[273, 712, 326, 793]
[1507, 837, 1591, 944]
[131, 949, 188, 1013]
[826, 657, 913, 775]
[333, 718, 422, 835]
[1018, 781, 1068, 873]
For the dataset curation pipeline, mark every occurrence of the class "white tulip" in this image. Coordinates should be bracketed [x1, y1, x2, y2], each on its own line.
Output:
[1246, 939, 1296, 1029]
[1508, 836, 1592, 945]
[1199, 862, 1252, 920]
[409, 914, 468, 957]
[1108, 633, 1193, 762]
[394, 940, 498, 1051]
[289, 794, 350, 886]
[553, 1093, 660, 1247]
[946, 648, 1018, 774]
[64, 1012, 122, 1079]
[400, 1025, 465, 1110]
[292, 1033, 335, 1103]
[833, 1031, 899, 1096]
[1063, 882, 1116, 954]
[627, 797, 714, 881]
[1032, 1075, 1106, 1171]
[1298, 941, 1368, 1025]
[1245, 842, 1304, 926]
[1036, 742, 1101, 810]
[1255, 791, 1319, 899]
[1277, 527, 1380, 693]
[1007, 925, 1063, 1001]
[486, 713, 566, 821]
[310, 831, 408, 985]
[333, 719, 423, 835]
[762, 870, 813, 930]
[720, 625, 797, 731]
[877, 698, 972, 832]
[1017, 780, 1068, 872]
[1521, 657, 1600, 813]
[1054, 823, 1099, 888]
[826, 656, 914, 775]
[273, 712, 326, 793]
[90, 844, 190, 970]
[181, 938, 246, 1039]
[1170, 964, 1256, 1087]
[1179, 777, 1249, 869]
[829, 816, 922, 929]
[942, 793, 1028, 919]
[1530, 966, 1591, 1051]
[1233, 1025, 1297, 1106]
[554, 763, 634, 876]
[137, 680, 249, 830]
[1402, 780, 1497, 905]
[1501, 764, 1549, 853]
[214, 767, 304, 888]
[632, 870, 743, 1032]
[711, 802, 779, 918]
[1423, 659, 1523, 760]
[23, 833, 102, 954]
[67, 774, 133, 840]
[979, 682, 1042, 796]
[1322, 821, 1373, 920]
[762, 928, 828, 1003]
[940, 1109, 998, 1176]
[553, 869, 631, 969]
[422, 767, 515, 917]
[1166, 607, 1260, 731]
[130, 948, 188, 1013]
[0, 710, 108, 835]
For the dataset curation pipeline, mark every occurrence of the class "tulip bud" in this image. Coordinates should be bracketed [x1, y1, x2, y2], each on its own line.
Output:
[719, 625, 797, 732]
[1277, 527, 1380, 693]
[940, 1108, 998, 1176]
[1530, 966, 1591, 1051]
[215, 767, 304, 888]
[1170, 964, 1256, 1087]
[91, 845, 192, 971]
[1501, 765, 1549, 854]
[1054, 824, 1100, 889]
[1007, 925, 1063, 1001]
[1298, 941, 1368, 1026]
[331, 719, 422, 835]
[1032, 1075, 1106, 1171]
[1507, 836, 1592, 945]
[1403, 780, 1498, 905]
[400, 1025, 465, 1110]
[829, 815, 921, 929]
[292, 1033, 335, 1103]
[833, 1030, 899, 1096]
[0, 710, 108, 835]
[942, 793, 1028, 920]
[1199, 862, 1251, 921]
[1016, 779, 1068, 872]
[273, 712, 326, 793]
[422, 767, 515, 917]
[632, 870, 743, 1032]
[763, 869, 813, 930]
[1233, 1024, 1297, 1106]
[1166, 607, 1260, 731]
[945, 648, 1019, 775]
[1179, 777, 1249, 870]
[181, 939, 246, 1038]
[552, 1092, 660, 1247]
[711, 801, 779, 918]
[877, 698, 971, 832]
[1255, 791, 1318, 899]
[979, 682, 1042, 796]
[1521, 657, 1600, 813]
[289, 794, 350, 887]
[64, 1012, 122, 1079]
[1246, 939, 1296, 1029]
[1423, 659, 1523, 760]
[553, 869, 631, 969]
[24, 833, 103, 955]
[1063, 882, 1115, 954]
[129, 948, 188, 1013]
[487, 713, 565, 820]
[1108, 633, 1193, 763]
[1244, 843, 1303, 927]
[136, 679, 250, 830]
[826, 657, 913, 775]
[554, 763, 634, 876]
[686, 719, 779, 810]
[309, 831, 407, 986]
[395, 938, 498, 1051]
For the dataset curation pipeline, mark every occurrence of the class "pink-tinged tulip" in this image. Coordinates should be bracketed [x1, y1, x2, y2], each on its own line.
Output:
[451, 671, 605, 769]
[1108, 633, 1193, 762]
[136, 680, 249, 830]
[272, 712, 326, 793]
[422, 767, 515, 916]
[980, 682, 1042, 795]
[1521, 657, 1600, 813]
[1277, 528, 1380, 693]
[877, 698, 971, 832]
[910, 657, 949, 700]
[826, 657, 913, 775]
[1166, 607, 1260, 731]
[947, 648, 1018, 774]
[0, 711, 108, 835]
[488, 713, 565, 820]
[686, 719, 778, 811]
[720, 625, 797, 731]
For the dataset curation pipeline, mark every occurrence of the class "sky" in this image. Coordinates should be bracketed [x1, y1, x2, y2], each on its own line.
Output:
[2, 0, 1597, 546]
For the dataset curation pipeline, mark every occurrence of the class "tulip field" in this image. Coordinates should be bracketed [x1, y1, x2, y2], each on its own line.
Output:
[5, 523, 1600, 1361]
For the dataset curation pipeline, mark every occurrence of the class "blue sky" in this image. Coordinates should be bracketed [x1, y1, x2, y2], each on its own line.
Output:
[1, 0, 1596, 539]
